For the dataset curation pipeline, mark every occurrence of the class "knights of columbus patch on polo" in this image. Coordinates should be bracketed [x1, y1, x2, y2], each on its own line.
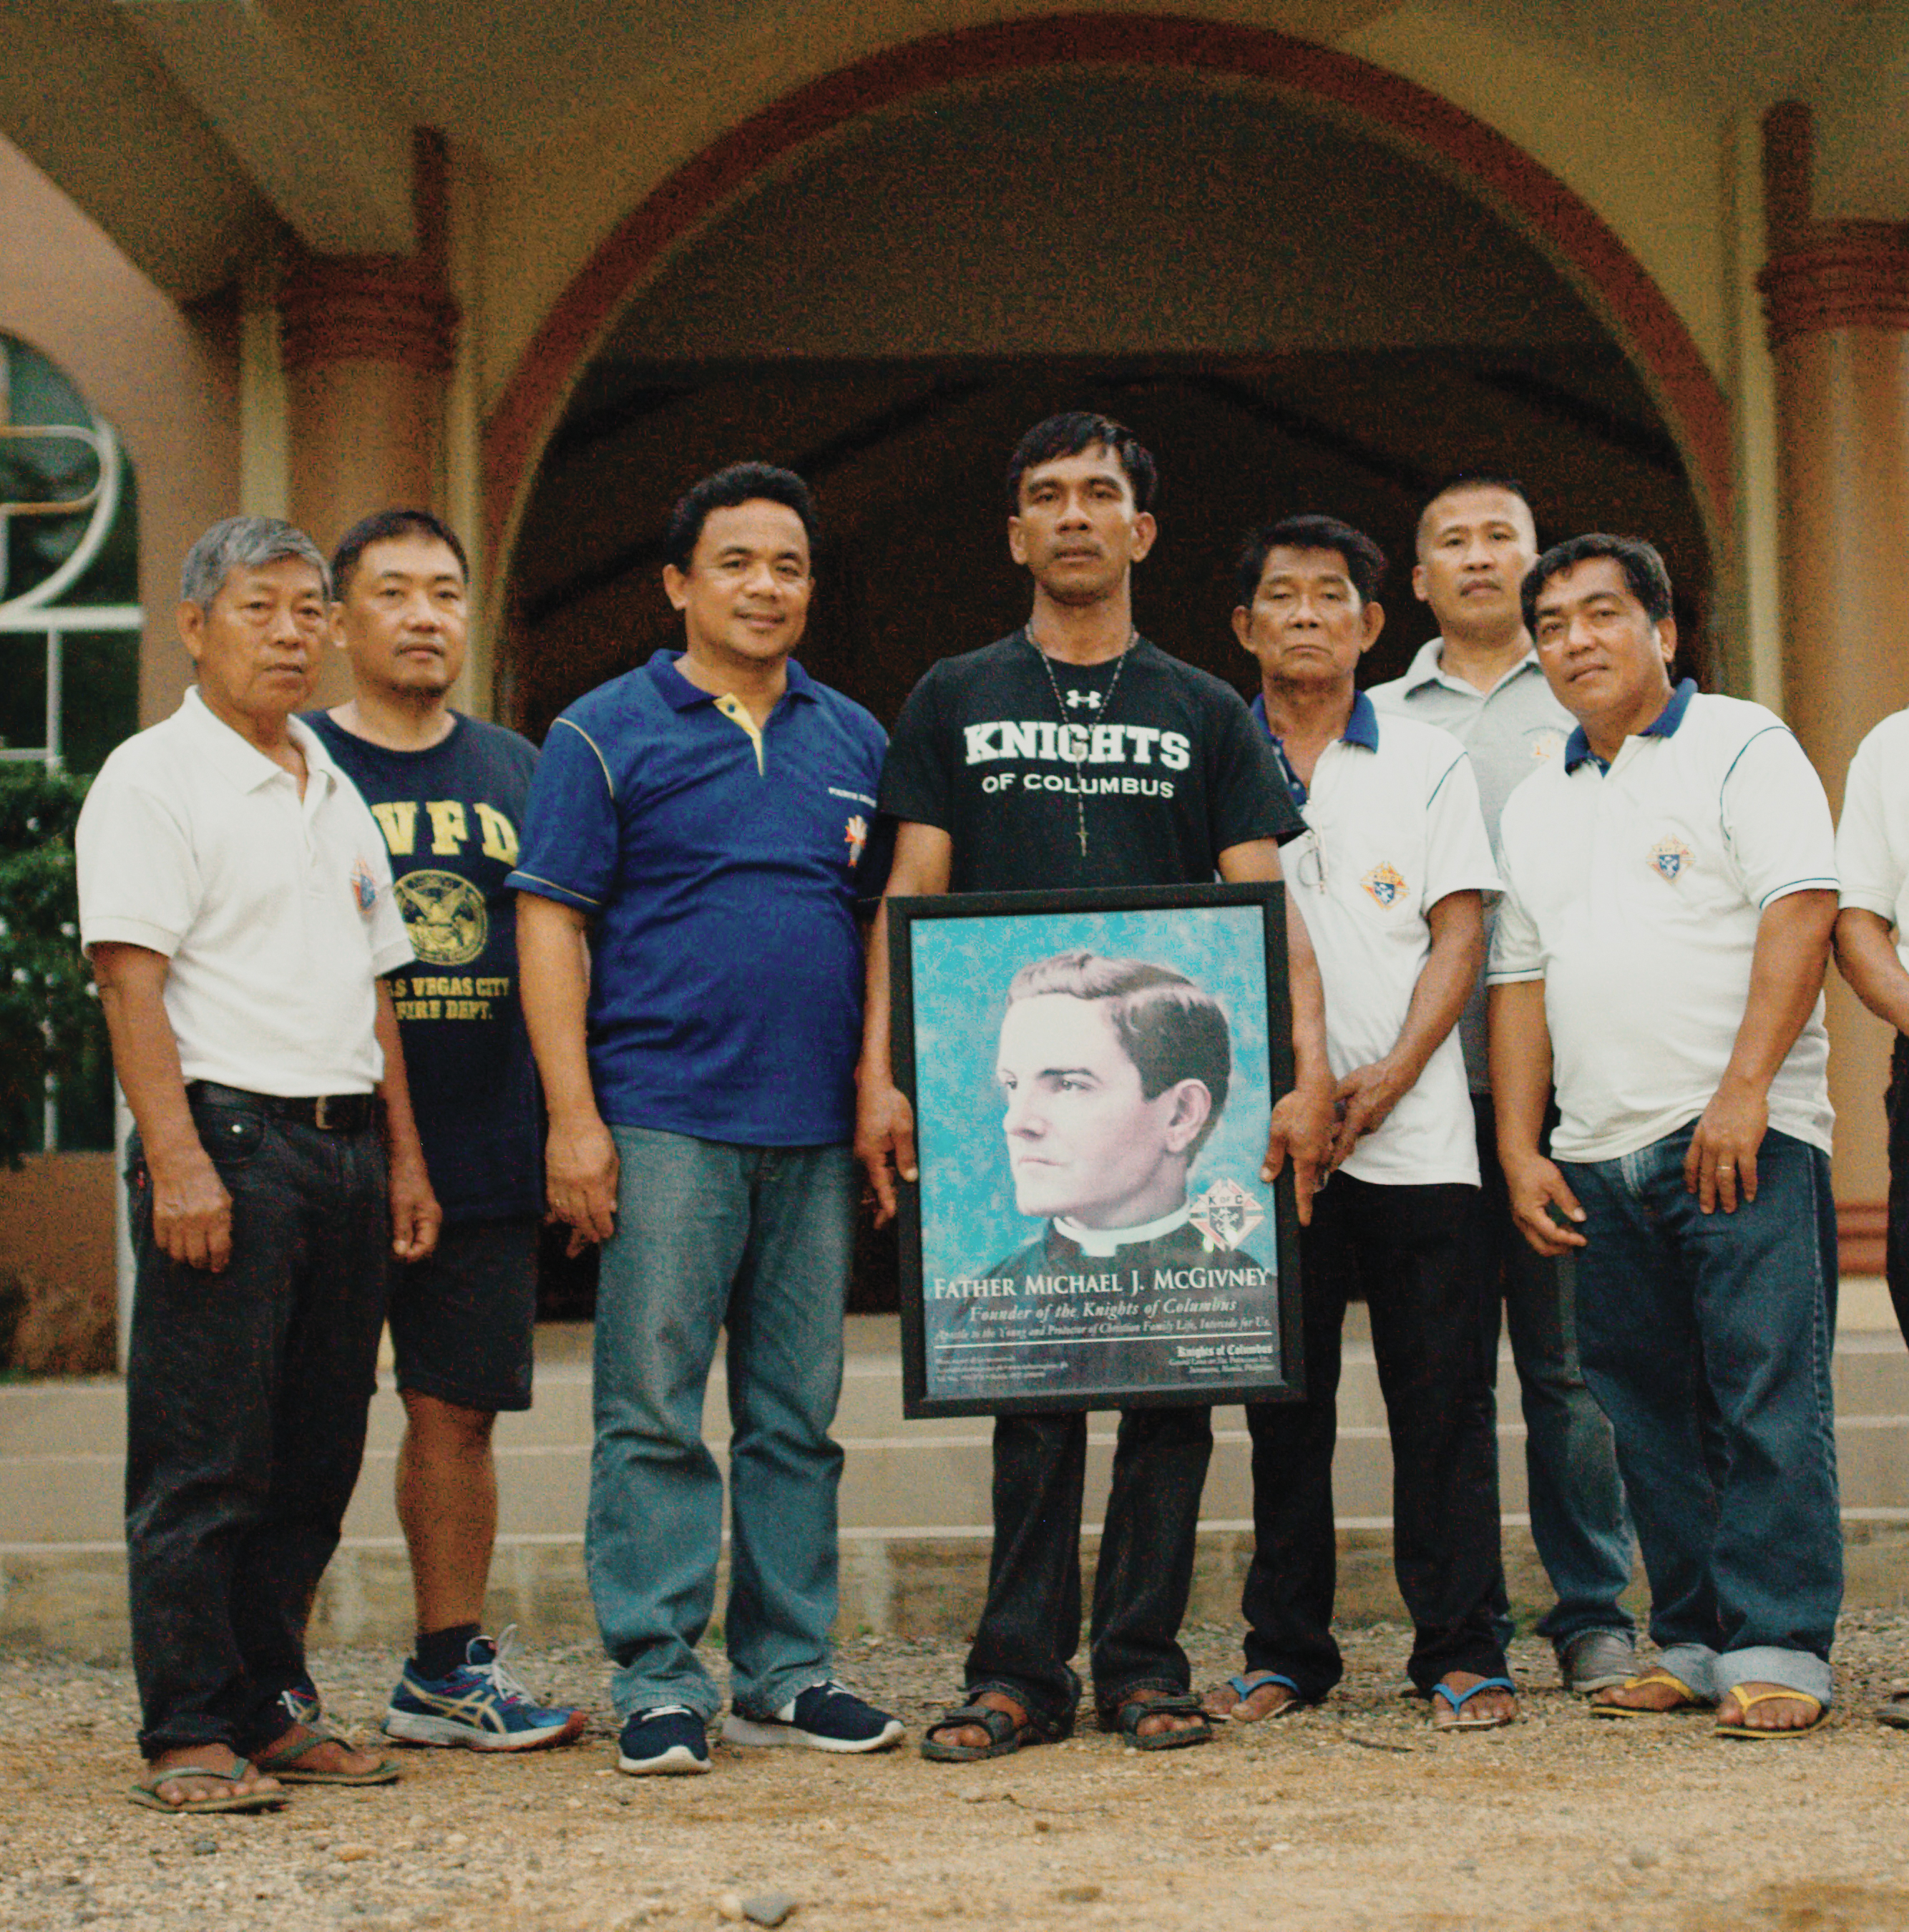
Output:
[1649, 836, 1694, 882]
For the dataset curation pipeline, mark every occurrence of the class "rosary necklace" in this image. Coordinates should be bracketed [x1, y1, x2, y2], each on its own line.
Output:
[1025, 625, 1136, 857]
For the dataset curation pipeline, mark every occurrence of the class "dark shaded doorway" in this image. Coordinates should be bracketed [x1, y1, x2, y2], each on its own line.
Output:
[506, 69, 1714, 1316]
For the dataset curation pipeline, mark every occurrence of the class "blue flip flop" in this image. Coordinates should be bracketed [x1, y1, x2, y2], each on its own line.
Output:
[1431, 1676, 1518, 1730]
[1214, 1672, 1307, 1720]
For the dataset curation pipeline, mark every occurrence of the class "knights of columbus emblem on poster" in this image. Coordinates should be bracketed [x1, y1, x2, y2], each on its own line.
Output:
[1189, 1178, 1266, 1253]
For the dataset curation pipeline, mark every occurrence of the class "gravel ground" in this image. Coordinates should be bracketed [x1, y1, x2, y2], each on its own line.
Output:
[6, 1616, 1909, 1931]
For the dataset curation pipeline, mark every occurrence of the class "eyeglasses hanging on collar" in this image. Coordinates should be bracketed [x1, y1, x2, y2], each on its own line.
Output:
[1293, 828, 1329, 893]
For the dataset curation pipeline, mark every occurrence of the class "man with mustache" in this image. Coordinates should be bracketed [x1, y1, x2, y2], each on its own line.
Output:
[309, 509, 583, 1752]
[1367, 477, 1635, 1699]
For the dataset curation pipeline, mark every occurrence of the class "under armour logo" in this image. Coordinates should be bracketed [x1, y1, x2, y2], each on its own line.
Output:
[1065, 689, 1102, 711]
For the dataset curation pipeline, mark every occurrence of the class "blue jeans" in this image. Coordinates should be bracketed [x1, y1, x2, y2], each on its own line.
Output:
[587, 1128, 853, 1722]
[1563, 1124, 1842, 1705]
[1471, 1098, 1634, 1645]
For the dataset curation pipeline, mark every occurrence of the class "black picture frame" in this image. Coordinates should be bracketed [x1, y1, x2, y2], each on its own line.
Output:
[889, 881, 1304, 1419]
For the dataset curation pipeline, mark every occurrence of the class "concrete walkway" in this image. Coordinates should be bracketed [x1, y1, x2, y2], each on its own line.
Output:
[4, 1287, 1905, 1656]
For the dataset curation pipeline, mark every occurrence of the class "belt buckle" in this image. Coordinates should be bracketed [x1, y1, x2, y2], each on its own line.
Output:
[314, 1095, 333, 1131]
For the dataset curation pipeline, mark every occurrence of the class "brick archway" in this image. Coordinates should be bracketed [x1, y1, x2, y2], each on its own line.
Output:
[482, 11, 1731, 590]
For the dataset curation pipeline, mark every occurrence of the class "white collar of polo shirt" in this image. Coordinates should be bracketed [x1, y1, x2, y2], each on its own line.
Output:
[179, 684, 337, 803]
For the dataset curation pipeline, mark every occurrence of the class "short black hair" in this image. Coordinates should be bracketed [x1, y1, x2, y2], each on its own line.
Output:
[1416, 473, 1535, 544]
[1234, 514, 1387, 612]
[1521, 533, 1674, 632]
[1006, 950, 1231, 1156]
[1005, 413, 1158, 515]
[664, 462, 818, 572]
[331, 509, 467, 602]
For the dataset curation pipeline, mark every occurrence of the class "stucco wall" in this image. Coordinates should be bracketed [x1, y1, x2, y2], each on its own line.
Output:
[469, 2, 1734, 419]
[0, 137, 240, 731]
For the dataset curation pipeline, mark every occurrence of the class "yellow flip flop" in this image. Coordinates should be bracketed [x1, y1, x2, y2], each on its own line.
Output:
[1588, 1667, 1707, 1719]
[1714, 1686, 1829, 1740]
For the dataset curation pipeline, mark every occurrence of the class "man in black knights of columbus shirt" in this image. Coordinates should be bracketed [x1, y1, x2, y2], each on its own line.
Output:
[857, 413, 1334, 1759]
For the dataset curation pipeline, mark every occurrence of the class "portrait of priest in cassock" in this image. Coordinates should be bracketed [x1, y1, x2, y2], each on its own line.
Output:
[937, 949, 1281, 1402]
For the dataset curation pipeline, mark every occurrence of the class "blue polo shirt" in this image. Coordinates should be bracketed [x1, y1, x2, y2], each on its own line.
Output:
[507, 651, 888, 1145]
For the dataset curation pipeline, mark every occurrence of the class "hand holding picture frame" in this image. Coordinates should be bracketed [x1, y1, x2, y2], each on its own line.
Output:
[889, 882, 1306, 1418]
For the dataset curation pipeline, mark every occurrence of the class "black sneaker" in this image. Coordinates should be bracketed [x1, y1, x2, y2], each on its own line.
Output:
[721, 1682, 904, 1754]
[616, 1705, 711, 1775]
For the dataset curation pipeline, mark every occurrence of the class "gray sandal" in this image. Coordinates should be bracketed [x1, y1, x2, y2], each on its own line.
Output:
[1106, 1693, 1214, 1752]
[129, 1758, 288, 1813]
[253, 1728, 400, 1785]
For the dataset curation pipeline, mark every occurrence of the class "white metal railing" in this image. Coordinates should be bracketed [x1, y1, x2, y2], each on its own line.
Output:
[0, 415, 140, 1153]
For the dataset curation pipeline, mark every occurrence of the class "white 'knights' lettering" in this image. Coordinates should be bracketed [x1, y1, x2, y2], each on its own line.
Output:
[962, 721, 1192, 772]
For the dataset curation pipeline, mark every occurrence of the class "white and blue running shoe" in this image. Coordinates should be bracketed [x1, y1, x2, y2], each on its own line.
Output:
[617, 1706, 711, 1775]
[383, 1626, 587, 1751]
[721, 1681, 904, 1753]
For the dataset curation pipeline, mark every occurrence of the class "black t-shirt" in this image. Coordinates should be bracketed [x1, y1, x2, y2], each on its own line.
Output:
[878, 634, 1303, 890]
[306, 711, 542, 1224]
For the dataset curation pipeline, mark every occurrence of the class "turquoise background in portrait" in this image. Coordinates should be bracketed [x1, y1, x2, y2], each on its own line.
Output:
[907, 904, 1276, 1286]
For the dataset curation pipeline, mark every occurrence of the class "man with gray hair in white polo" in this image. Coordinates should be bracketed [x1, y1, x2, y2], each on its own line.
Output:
[78, 516, 440, 1813]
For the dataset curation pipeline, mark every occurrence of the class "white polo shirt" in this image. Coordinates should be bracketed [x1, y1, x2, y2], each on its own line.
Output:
[1836, 707, 1909, 967]
[77, 686, 412, 1096]
[1253, 691, 1498, 1188]
[1489, 683, 1837, 1163]
[1369, 639, 1574, 1093]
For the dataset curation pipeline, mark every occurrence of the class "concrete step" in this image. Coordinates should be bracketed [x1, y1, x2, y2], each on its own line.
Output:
[9, 1329, 1909, 1546]
[4, 1295, 1905, 1657]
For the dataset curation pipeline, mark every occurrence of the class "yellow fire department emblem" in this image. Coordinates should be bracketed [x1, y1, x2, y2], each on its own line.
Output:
[394, 869, 487, 966]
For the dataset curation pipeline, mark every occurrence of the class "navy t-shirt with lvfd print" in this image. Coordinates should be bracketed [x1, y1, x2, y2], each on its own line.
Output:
[304, 709, 543, 1224]
[877, 633, 1305, 892]
[506, 651, 889, 1146]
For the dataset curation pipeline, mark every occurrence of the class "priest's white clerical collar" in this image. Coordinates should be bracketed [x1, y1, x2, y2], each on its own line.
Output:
[1055, 1204, 1191, 1258]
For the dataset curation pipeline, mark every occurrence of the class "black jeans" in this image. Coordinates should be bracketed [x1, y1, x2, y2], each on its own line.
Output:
[1888, 1035, 1909, 1349]
[1241, 1175, 1507, 1701]
[125, 1093, 389, 1759]
[965, 1404, 1214, 1731]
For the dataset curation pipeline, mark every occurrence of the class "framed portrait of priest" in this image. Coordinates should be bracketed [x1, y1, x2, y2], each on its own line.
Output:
[889, 882, 1305, 1419]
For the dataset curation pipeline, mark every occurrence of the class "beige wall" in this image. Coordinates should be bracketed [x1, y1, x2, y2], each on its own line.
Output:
[0, 137, 240, 730]
[470, 1, 1734, 417]
[1344, 4, 1730, 384]
[0, 137, 240, 1319]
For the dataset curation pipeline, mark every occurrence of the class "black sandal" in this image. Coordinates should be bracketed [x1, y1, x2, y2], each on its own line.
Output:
[920, 1701, 1050, 1762]
[1105, 1692, 1214, 1752]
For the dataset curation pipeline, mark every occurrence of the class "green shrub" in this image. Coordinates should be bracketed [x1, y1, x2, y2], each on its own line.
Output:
[0, 765, 104, 1168]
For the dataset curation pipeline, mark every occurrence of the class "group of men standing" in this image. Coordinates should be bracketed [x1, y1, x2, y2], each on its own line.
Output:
[76, 408, 1884, 1811]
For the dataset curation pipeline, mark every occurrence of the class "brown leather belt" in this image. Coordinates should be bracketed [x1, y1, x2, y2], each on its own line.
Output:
[186, 1080, 378, 1133]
